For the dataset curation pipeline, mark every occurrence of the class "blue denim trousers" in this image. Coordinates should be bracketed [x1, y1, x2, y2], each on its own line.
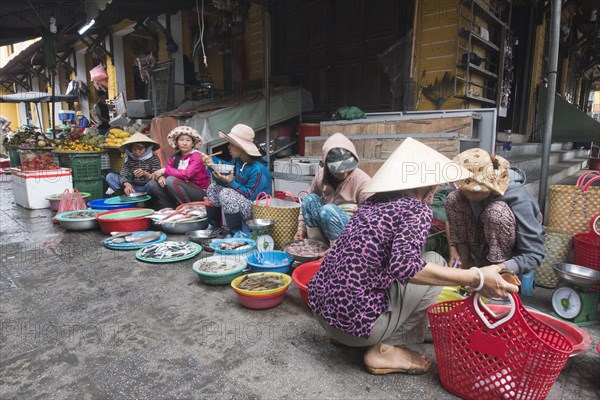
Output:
[105, 172, 151, 193]
[301, 193, 350, 241]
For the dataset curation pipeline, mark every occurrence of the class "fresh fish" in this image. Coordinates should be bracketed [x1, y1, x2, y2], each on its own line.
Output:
[139, 241, 196, 259]
[127, 231, 162, 244]
[218, 241, 250, 251]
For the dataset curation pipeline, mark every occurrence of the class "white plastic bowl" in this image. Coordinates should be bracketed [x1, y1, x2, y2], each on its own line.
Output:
[209, 164, 235, 174]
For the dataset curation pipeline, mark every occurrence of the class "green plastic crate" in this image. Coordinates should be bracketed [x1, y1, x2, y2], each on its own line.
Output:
[73, 179, 104, 201]
[63, 154, 102, 181]
[8, 146, 21, 167]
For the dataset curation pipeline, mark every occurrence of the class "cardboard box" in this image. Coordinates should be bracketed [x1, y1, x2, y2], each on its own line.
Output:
[11, 168, 73, 209]
[126, 100, 153, 118]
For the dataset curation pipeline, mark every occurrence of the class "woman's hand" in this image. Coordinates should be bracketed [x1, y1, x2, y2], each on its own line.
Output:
[157, 176, 166, 188]
[201, 154, 212, 166]
[133, 168, 146, 178]
[475, 265, 519, 299]
[150, 168, 165, 181]
[294, 229, 306, 241]
[123, 183, 134, 195]
[448, 246, 461, 269]
[212, 170, 234, 184]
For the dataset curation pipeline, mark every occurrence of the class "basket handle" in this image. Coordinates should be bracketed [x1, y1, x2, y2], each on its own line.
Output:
[581, 175, 600, 192]
[591, 214, 600, 236]
[255, 191, 272, 206]
[576, 171, 599, 188]
[281, 190, 297, 203]
[472, 292, 517, 329]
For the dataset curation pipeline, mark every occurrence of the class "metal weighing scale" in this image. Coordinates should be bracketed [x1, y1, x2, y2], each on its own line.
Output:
[246, 219, 275, 251]
[551, 263, 600, 326]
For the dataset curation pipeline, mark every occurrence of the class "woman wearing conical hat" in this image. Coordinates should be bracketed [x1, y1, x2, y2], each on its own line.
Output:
[105, 132, 161, 195]
[445, 148, 544, 274]
[308, 138, 518, 376]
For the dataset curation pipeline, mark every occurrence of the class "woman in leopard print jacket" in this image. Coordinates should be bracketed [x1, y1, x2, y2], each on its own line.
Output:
[308, 138, 519, 376]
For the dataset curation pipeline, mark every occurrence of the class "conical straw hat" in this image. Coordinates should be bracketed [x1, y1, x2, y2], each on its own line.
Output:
[120, 132, 160, 151]
[363, 137, 472, 193]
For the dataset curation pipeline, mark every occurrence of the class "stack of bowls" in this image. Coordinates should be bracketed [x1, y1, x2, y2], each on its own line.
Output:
[230, 272, 291, 310]
[46, 192, 92, 211]
[96, 208, 154, 234]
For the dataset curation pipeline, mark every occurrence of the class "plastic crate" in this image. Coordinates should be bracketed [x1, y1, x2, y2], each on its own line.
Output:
[106, 148, 125, 172]
[8, 146, 21, 167]
[62, 153, 102, 181]
[73, 179, 104, 201]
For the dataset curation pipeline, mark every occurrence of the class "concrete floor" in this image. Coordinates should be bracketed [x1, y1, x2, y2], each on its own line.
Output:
[1, 174, 599, 400]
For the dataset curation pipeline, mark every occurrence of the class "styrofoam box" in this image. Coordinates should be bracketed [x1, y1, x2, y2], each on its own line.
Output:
[273, 178, 310, 199]
[11, 168, 73, 209]
[126, 100, 153, 117]
[274, 157, 320, 178]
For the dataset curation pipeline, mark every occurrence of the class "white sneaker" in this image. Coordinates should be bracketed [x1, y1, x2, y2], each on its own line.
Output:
[106, 188, 115, 195]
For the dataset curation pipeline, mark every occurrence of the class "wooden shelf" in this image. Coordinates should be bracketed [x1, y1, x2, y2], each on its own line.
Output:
[458, 63, 498, 79]
[462, 0, 509, 28]
[457, 94, 496, 105]
[458, 29, 500, 52]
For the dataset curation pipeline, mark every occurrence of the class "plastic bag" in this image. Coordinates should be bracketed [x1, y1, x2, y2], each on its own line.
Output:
[52, 188, 88, 223]
[89, 64, 108, 82]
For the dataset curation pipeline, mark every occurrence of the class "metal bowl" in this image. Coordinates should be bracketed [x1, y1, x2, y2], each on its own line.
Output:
[552, 263, 600, 287]
[55, 210, 102, 231]
[283, 239, 329, 263]
[200, 238, 218, 252]
[158, 218, 208, 234]
[246, 218, 275, 232]
[186, 229, 219, 243]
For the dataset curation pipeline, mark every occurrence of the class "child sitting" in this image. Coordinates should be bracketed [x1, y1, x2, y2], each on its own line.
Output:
[105, 132, 161, 195]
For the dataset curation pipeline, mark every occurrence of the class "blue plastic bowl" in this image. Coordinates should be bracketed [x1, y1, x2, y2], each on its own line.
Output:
[88, 198, 137, 211]
[246, 250, 293, 274]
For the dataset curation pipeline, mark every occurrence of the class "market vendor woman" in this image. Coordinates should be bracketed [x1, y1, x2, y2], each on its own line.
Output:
[149, 126, 210, 209]
[308, 138, 519, 375]
[105, 132, 161, 195]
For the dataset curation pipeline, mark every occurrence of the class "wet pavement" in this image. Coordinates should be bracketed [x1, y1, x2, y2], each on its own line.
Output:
[0, 174, 599, 399]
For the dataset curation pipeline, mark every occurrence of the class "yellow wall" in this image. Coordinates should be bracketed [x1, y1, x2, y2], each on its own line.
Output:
[0, 93, 19, 131]
[246, 3, 264, 81]
[414, 0, 462, 110]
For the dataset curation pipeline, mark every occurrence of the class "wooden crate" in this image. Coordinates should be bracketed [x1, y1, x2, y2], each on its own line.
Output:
[304, 135, 460, 161]
[320, 116, 475, 138]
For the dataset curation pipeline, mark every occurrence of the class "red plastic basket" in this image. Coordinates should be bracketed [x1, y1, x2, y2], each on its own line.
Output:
[573, 214, 600, 269]
[428, 293, 572, 400]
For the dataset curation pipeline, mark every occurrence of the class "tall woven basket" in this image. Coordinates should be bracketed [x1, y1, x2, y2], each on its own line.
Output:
[546, 171, 600, 234]
[535, 227, 573, 288]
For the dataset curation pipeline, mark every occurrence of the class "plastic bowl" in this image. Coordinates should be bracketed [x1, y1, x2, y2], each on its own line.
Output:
[235, 291, 287, 310]
[291, 260, 322, 304]
[246, 251, 293, 274]
[88, 198, 137, 211]
[96, 208, 154, 234]
[208, 163, 235, 174]
[192, 256, 247, 285]
[487, 304, 592, 357]
[46, 192, 91, 212]
[231, 272, 292, 298]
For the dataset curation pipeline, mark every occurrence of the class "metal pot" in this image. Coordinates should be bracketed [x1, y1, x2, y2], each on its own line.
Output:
[159, 218, 208, 234]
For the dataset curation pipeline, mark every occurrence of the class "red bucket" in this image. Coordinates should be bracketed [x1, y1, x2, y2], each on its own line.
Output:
[291, 259, 322, 304]
[298, 123, 320, 156]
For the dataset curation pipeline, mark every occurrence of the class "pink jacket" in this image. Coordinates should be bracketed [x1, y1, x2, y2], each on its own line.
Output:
[164, 150, 210, 189]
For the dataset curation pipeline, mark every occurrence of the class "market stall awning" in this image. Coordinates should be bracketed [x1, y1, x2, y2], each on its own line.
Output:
[0, 91, 78, 103]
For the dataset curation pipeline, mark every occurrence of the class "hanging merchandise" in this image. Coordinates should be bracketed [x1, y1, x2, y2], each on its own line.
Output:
[137, 54, 156, 83]
[89, 64, 108, 91]
[499, 32, 516, 117]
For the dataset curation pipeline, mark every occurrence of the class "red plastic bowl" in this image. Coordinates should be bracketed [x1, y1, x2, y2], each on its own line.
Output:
[488, 304, 592, 357]
[95, 208, 154, 234]
[235, 290, 288, 310]
[291, 260, 322, 304]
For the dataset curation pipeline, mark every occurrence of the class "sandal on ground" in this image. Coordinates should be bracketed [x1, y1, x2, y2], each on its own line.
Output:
[365, 349, 433, 375]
